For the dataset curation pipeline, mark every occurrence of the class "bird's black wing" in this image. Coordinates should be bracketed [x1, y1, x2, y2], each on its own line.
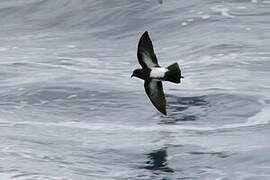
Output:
[144, 80, 166, 115]
[137, 31, 159, 69]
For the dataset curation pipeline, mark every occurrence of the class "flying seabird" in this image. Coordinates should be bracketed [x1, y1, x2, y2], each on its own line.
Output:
[131, 31, 184, 115]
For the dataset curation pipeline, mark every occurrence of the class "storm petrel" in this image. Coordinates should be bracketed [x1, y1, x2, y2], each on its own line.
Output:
[131, 31, 183, 115]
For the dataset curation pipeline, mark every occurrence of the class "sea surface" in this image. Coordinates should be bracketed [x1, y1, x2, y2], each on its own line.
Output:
[0, 0, 270, 179]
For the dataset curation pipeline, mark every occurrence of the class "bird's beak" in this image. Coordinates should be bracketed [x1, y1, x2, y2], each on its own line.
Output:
[181, 76, 184, 79]
[131, 74, 133, 78]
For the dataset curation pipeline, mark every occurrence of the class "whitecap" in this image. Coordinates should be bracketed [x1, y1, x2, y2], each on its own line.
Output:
[67, 94, 77, 99]
[201, 15, 211, 19]
[181, 22, 188, 26]
[236, 6, 248, 9]
[246, 106, 270, 126]
[211, 6, 235, 18]
[67, 45, 76, 48]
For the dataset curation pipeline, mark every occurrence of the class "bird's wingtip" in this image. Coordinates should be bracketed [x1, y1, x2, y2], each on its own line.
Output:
[161, 109, 167, 116]
[143, 31, 148, 36]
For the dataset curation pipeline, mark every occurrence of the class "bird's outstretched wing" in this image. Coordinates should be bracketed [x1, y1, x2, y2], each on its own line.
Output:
[144, 80, 166, 115]
[137, 31, 159, 69]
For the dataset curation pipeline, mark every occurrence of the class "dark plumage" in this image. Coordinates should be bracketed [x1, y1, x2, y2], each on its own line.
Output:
[131, 31, 184, 115]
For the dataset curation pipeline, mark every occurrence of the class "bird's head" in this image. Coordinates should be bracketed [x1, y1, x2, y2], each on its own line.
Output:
[131, 69, 146, 80]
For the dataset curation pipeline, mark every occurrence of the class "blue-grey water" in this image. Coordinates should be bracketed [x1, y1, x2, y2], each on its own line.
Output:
[1, 0, 270, 179]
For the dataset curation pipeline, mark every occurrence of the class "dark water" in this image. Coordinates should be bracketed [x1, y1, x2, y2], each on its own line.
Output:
[1, 0, 270, 179]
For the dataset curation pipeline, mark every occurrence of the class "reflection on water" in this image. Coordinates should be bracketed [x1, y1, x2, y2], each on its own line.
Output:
[189, 151, 230, 159]
[168, 96, 208, 107]
[168, 95, 208, 113]
[143, 147, 174, 173]
[161, 95, 209, 124]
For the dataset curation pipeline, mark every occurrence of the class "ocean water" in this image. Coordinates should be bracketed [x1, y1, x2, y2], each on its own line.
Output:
[0, 0, 270, 179]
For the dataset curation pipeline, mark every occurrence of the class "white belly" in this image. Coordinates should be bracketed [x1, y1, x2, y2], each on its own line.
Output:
[150, 67, 168, 78]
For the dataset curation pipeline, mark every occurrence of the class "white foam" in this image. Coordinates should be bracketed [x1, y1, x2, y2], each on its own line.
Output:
[236, 6, 247, 9]
[219, 106, 270, 129]
[67, 94, 77, 99]
[2, 120, 251, 133]
[17, 87, 25, 91]
[0, 47, 9, 51]
[181, 22, 188, 26]
[246, 106, 270, 125]
[211, 6, 235, 18]
[0, 173, 14, 180]
[7, 105, 270, 133]
[67, 45, 76, 48]
[197, 11, 204, 15]
[201, 15, 211, 19]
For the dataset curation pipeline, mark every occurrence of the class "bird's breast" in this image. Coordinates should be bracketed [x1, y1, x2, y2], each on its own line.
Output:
[150, 67, 168, 79]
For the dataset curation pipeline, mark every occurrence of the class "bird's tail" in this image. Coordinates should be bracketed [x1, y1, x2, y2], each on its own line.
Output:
[165, 63, 183, 84]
